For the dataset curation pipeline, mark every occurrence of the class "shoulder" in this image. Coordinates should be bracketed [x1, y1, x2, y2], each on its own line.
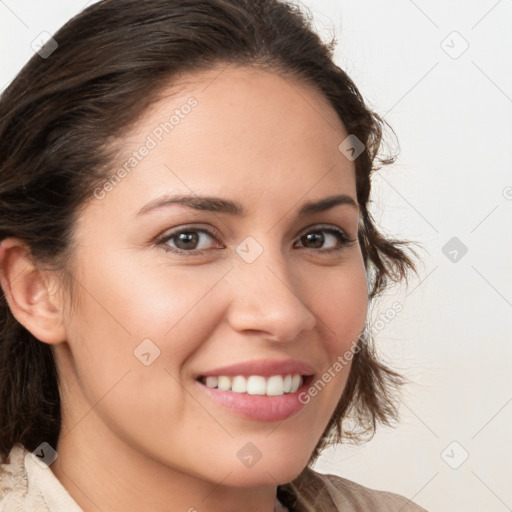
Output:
[306, 468, 429, 512]
[0, 442, 33, 508]
[0, 443, 82, 512]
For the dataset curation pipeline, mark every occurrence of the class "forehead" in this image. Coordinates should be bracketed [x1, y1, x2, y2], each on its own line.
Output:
[92, 64, 356, 216]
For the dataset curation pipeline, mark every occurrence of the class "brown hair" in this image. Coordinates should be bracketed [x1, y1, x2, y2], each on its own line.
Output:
[0, 0, 418, 510]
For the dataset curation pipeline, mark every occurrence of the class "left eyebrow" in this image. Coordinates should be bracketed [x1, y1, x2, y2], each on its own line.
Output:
[298, 194, 359, 215]
[136, 193, 359, 217]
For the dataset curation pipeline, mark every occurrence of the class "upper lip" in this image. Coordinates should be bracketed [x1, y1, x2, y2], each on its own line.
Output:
[196, 358, 315, 379]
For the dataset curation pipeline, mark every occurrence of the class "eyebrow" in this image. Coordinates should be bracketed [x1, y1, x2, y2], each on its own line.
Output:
[136, 193, 359, 217]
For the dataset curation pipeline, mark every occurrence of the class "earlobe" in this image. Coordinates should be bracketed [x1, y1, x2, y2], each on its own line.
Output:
[0, 238, 67, 345]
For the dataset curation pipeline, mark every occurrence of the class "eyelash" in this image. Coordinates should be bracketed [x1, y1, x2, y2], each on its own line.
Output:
[156, 225, 357, 256]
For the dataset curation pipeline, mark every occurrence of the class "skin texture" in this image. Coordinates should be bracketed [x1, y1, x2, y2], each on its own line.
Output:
[0, 65, 368, 512]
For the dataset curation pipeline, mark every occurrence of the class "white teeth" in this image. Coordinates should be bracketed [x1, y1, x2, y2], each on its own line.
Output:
[231, 375, 247, 393]
[283, 375, 292, 393]
[247, 376, 266, 395]
[201, 374, 304, 396]
[266, 375, 284, 396]
[290, 374, 302, 393]
[205, 376, 218, 388]
[217, 376, 231, 391]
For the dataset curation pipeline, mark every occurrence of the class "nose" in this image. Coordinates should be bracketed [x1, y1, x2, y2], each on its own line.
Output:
[225, 248, 317, 343]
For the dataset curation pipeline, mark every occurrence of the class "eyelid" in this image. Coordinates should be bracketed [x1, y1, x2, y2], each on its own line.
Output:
[156, 222, 356, 256]
[156, 225, 223, 251]
[298, 222, 354, 238]
[295, 225, 357, 251]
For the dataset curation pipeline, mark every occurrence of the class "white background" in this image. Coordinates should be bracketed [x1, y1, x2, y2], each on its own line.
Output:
[1, 1, 511, 511]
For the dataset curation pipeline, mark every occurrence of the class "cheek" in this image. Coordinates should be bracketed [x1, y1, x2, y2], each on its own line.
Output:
[72, 250, 229, 346]
[61, 255, 232, 463]
[63, 251, 224, 385]
[58, 244, 369, 482]
[308, 256, 368, 353]
[290, 254, 368, 425]
[67, 246, 368, 398]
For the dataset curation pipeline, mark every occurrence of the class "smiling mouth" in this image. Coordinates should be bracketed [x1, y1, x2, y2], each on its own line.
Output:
[196, 374, 312, 397]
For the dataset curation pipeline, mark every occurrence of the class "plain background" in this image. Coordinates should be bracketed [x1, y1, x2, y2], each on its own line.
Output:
[1, 1, 511, 511]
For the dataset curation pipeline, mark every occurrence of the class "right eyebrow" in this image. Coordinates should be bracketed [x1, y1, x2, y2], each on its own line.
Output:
[136, 193, 359, 217]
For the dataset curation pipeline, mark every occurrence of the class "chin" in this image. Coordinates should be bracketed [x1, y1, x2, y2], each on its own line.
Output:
[217, 456, 309, 488]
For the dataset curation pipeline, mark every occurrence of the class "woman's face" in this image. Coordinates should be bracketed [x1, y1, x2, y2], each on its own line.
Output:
[55, 65, 368, 487]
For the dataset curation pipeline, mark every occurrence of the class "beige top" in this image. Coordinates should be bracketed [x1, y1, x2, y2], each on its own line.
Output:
[0, 443, 427, 511]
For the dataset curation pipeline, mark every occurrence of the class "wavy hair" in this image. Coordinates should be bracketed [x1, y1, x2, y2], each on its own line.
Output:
[0, 1, 418, 510]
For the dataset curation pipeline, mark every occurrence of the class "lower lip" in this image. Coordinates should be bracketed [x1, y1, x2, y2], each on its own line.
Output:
[195, 378, 311, 422]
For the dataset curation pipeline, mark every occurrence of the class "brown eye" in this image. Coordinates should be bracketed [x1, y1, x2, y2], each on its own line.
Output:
[159, 228, 220, 255]
[295, 227, 355, 252]
[172, 231, 201, 250]
[300, 232, 325, 249]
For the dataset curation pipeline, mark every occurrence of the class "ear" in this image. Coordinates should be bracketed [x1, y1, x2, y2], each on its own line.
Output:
[0, 237, 67, 344]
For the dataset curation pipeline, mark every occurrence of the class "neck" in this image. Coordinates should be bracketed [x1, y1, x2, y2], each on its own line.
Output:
[51, 411, 280, 512]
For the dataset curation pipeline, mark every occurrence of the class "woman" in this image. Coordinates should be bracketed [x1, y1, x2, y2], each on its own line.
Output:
[0, 0, 425, 511]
